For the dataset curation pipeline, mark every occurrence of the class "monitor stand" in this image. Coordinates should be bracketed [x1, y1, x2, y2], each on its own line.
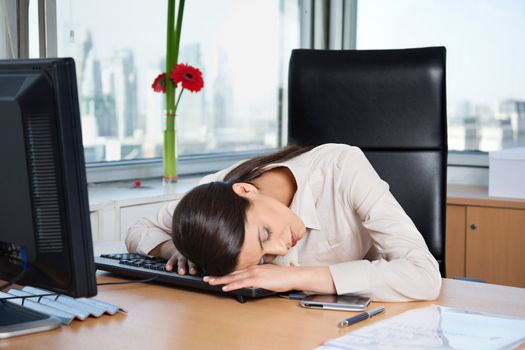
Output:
[0, 301, 61, 339]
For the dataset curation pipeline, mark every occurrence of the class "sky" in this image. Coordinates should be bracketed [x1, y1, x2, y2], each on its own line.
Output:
[356, 0, 525, 107]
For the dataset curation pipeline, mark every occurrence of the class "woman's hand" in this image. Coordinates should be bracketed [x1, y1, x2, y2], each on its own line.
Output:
[165, 250, 199, 275]
[204, 265, 337, 294]
[149, 240, 198, 275]
[204, 265, 297, 293]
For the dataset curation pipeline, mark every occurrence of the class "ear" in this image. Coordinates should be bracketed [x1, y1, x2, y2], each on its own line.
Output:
[231, 182, 258, 199]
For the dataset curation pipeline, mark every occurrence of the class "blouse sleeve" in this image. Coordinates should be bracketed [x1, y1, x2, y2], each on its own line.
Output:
[125, 201, 176, 255]
[328, 148, 442, 302]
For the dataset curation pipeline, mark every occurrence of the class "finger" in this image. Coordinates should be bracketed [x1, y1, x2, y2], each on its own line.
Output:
[188, 260, 198, 275]
[222, 278, 257, 292]
[204, 267, 247, 281]
[205, 274, 254, 290]
[204, 274, 236, 285]
[165, 255, 178, 272]
[177, 256, 188, 275]
[206, 270, 251, 286]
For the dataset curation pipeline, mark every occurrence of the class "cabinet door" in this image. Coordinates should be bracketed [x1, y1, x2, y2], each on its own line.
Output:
[466, 206, 525, 288]
[445, 205, 466, 278]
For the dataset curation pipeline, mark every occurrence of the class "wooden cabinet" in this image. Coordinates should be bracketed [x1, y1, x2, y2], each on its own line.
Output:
[446, 185, 525, 288]
[445, 205, 466, 278]
[466, 206, 525, 287]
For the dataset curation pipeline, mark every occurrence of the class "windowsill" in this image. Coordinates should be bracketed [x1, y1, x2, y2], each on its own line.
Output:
[88, 176, 201, 211]
[86, 153, 494, 212]
[85, 151, 489, 188]
[448, 151, 489, 167]
[88, 176, 495, 213]
[87, 169, 491, 212]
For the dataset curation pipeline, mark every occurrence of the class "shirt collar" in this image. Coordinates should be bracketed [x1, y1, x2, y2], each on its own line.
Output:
[265, 157, 321, 231]
[289, 174, 321, 231]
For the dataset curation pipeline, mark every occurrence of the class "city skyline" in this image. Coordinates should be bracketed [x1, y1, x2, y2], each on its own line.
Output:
[448, 99, 525, 151]
[74, 28, 280, 162]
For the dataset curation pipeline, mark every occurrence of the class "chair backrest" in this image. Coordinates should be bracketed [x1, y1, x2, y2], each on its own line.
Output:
[288, 47, 447, 275]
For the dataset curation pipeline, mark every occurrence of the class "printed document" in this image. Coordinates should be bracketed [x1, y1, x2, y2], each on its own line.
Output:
[318, 305, 525, 350]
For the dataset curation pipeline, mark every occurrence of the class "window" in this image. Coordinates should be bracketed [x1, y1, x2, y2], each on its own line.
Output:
[0, 1, 17, 59]
[356, 0, 525, 153]
[47, 0, 300, 164]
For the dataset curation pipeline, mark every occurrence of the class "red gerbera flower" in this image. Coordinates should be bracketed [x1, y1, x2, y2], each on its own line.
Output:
[151, 73, 167, 93]
[170, 64, 204, 93]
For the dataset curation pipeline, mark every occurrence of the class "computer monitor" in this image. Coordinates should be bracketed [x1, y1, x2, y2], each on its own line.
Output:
[0, 58, 97, 336]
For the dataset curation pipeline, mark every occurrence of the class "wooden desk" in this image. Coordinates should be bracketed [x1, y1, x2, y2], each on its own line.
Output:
[3, 277, 525, 349]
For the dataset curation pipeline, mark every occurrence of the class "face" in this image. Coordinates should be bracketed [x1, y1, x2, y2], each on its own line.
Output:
[232, 183, 306, 270]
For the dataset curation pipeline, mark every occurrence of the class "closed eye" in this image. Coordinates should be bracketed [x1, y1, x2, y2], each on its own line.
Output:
[257, 226, 273, 264]
[263, 226, 273, 242]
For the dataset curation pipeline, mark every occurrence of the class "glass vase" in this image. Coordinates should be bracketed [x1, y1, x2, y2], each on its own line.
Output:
[163, 111, 178, 183]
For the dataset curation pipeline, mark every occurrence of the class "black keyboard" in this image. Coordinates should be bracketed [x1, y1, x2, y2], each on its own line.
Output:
[95, 253, 276, 303]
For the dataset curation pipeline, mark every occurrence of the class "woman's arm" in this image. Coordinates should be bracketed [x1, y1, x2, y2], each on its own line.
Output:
[329, 148, 442, 301]
[125, 201, 176, 256]
[125, 205, 198, 274]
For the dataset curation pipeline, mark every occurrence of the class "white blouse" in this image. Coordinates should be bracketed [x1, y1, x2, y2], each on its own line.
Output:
[125, 144, 442, 302]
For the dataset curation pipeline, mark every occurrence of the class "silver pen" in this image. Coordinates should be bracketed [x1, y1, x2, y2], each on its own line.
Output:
[338, 306, 385, 328]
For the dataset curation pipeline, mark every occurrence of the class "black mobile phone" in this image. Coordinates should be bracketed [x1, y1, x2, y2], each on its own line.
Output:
[299, 294, 371, 311]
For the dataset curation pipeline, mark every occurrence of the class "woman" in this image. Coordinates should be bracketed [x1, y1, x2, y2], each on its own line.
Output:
[126, 144, 441, 302]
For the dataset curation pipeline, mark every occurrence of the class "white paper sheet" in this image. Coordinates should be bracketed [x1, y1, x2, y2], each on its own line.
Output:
[317, 305, 525, 350]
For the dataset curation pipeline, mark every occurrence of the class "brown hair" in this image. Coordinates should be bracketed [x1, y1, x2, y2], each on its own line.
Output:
[223, 144, 315, 183]
[171, 144, 315, 276]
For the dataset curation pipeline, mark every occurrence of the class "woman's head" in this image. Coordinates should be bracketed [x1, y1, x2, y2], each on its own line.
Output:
[171, 181, 248, 276]
[231, 182, 306, 270]
[171, 181, 307, 276]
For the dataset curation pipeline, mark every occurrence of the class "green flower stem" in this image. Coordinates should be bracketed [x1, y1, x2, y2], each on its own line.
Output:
[173, 0, 185, 70]
[163, 0, 185, 181]
[163, 128, 176, 180]
[174, 88, 185, 111]
[165, 0, 176, 115]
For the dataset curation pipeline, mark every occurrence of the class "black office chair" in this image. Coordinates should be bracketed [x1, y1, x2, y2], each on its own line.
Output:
[288, 47, 447, 276]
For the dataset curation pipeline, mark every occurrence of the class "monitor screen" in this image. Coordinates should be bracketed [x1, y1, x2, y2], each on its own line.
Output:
[0, 58, 97, 298]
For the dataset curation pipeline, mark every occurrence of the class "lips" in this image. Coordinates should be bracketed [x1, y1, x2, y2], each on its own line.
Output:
[290, 230, 297, 248]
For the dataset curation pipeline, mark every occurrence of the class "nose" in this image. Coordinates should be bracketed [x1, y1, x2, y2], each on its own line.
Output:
[263, 239, 288, 256]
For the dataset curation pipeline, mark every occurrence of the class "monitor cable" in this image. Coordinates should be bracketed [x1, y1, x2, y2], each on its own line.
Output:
[0, 269, 28, 291]
[0, 247, 30, 291]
